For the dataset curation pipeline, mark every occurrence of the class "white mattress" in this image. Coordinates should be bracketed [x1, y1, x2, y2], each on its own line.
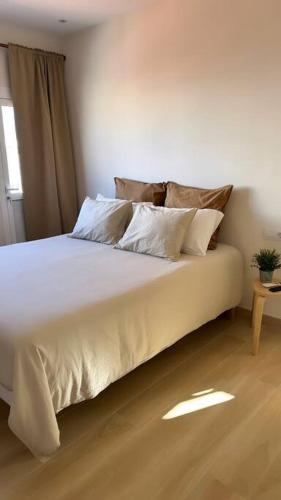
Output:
[0, 235, 243, 458]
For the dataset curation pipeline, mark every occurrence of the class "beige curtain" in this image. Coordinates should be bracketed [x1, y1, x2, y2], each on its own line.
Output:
[8, 43, 78, 241]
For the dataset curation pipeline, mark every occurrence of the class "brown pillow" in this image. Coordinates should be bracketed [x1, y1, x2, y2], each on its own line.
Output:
[115, 177, 166, 206]
[165, 181, 233, 249]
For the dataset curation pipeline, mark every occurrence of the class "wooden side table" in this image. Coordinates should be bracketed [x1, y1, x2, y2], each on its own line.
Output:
[251, 279, 281, 355]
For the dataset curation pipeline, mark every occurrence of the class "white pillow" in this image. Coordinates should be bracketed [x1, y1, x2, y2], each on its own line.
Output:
[115, 205, 197, 261]
[182, 209, 224, 256]
[96, 193, 119, 202]
[71, 197, 132, 244]
[96, 193, 153, 212]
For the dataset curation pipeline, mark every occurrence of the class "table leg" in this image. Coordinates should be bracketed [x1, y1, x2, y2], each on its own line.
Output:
[251, 291, 257, 327]
[252, 294, 266, 355]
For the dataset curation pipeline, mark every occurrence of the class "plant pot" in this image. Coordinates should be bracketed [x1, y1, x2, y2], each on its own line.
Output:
[259, 270, 274, 283]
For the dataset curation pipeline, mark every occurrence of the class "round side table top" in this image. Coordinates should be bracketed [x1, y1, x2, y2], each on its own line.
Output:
[253, 278, 281, 297]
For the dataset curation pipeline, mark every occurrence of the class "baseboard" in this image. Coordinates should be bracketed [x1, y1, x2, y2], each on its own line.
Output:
[237, 306, 281, 327]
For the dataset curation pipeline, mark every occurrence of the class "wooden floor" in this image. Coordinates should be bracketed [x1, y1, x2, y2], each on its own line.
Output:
[1, 311, 281, 500]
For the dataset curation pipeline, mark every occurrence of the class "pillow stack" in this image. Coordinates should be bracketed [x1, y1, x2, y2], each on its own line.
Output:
[70, 177, 233, 261]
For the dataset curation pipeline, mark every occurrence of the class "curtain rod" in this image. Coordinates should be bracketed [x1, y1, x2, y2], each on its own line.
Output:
[0, 42, 66, 60]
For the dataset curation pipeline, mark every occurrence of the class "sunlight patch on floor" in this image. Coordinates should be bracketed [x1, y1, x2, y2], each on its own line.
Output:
[192, 388, 214, 397]
[162, 390, 235, 420]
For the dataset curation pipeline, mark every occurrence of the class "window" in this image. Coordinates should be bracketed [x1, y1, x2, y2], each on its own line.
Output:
[0, 100, 22, 198]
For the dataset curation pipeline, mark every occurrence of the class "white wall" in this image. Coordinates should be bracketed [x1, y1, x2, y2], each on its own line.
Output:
[64, 0, 281, 318]
[0, 20, 63, 99]
[0, 22, 63, 243]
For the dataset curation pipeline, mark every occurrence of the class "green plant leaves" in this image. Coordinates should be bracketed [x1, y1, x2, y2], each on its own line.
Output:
[251, 248, 281, 271]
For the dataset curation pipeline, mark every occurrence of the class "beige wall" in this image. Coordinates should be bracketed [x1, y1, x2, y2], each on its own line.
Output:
[0, 20, 63, 52]
[64, 0, 281, 318]
[0, 20, 63, 97]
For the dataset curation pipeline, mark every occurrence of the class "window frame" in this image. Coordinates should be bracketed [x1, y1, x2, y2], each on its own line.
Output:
[0, 98, 23, 201]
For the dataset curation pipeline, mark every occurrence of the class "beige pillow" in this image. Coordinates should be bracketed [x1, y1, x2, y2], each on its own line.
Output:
[115, 205, 197, 261]
[71, 197, 132, 244]
[114, 177, 166, 206]
[165, 181, 233, 249]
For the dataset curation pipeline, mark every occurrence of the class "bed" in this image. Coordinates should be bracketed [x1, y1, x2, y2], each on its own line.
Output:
[0, 235, 243, 458]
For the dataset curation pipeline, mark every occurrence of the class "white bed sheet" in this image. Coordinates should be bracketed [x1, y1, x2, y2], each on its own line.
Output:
[0, 236, 243, 458]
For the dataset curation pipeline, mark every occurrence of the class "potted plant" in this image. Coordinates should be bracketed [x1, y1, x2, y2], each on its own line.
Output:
[251, 248, 281, 282]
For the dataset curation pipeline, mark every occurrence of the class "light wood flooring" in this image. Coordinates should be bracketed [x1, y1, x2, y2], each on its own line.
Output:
[1, 311, 281, 500]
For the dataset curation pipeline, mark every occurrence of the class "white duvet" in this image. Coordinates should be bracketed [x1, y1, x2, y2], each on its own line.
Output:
[0, 236, 243, 458]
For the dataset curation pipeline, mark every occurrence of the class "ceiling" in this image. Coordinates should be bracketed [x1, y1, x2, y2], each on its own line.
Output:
[0, 0, 152, 34]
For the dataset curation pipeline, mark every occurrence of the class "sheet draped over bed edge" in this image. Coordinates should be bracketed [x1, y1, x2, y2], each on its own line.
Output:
[0, 236, 243, 458]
